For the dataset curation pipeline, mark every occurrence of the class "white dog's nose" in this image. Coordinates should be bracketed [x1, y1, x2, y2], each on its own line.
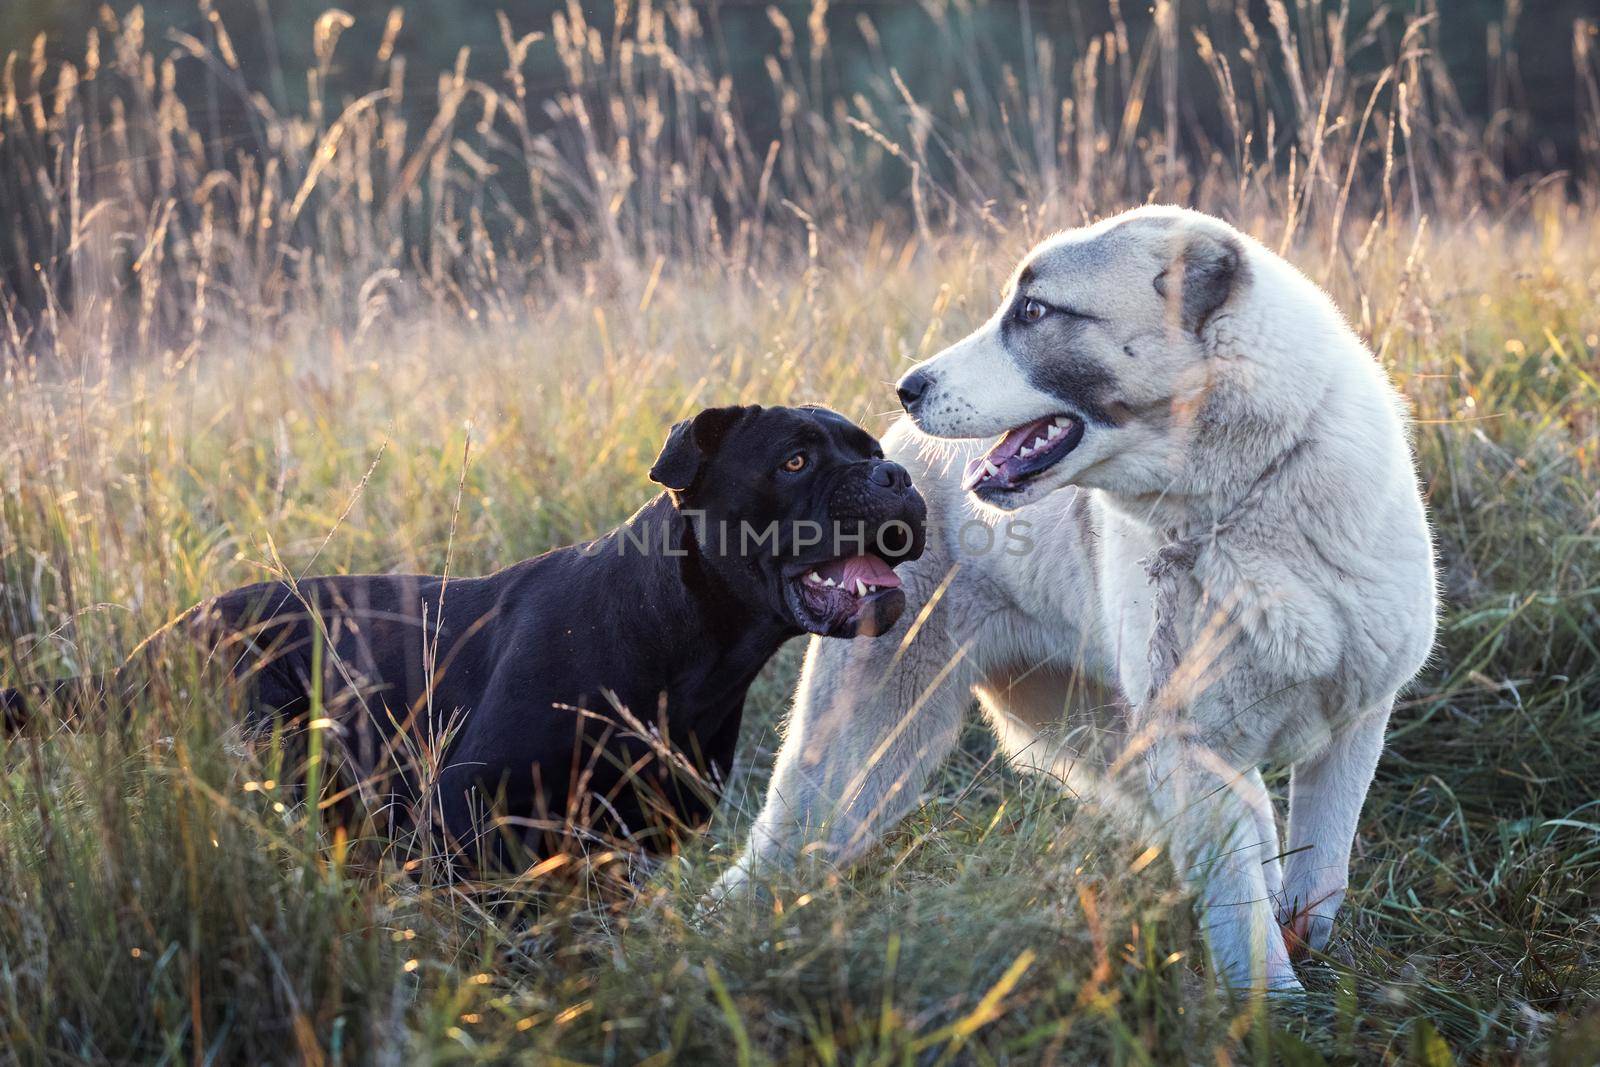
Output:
[895, 368, 932, 412]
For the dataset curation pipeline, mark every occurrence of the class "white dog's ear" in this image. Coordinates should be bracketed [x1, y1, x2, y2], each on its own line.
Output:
[1154, 228, 1245, 335]
[649, 405, 756, 492]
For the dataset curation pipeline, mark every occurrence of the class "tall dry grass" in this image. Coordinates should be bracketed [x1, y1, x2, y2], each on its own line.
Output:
[2, 2, 1599, 1063]
[8, 2, 1592, 353]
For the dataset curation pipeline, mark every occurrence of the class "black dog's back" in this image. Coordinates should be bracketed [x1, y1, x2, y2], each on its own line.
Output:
[202, 572, 500, 730]
[2, 550, 746, 866]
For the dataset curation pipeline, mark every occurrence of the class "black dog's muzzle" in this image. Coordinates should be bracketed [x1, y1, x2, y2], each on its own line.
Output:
[774, 459, 926, 638]
[821, 459, 927, 564]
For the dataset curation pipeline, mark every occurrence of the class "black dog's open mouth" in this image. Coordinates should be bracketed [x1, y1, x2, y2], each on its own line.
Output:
[962, 414, 1084, 497]
[784, 553, 906, 637]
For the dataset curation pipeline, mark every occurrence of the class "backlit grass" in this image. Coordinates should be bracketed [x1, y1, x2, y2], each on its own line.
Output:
[3, 3, 1599, 1062]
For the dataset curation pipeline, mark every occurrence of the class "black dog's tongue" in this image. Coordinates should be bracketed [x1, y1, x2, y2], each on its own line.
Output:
[798, 553, 904, 634]
[809, 554, 901, 594]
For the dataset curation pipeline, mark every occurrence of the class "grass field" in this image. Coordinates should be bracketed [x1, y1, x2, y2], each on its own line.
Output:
[3, 3, 1600, 1063]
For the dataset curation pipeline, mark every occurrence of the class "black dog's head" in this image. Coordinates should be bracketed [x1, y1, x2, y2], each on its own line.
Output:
[649, 405, 926, 637]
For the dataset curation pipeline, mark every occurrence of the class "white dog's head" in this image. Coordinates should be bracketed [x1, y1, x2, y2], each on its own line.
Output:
[897, 206, 1252, 509]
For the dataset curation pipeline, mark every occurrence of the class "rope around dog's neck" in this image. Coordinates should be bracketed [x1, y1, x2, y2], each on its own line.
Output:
[1140, 439, 1309, 709]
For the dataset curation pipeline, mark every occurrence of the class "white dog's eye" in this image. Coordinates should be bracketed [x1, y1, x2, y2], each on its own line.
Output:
[1018, 297, 1049, 324]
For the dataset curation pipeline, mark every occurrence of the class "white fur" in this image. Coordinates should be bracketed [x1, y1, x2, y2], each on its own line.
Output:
[707, 207, 1437, 994]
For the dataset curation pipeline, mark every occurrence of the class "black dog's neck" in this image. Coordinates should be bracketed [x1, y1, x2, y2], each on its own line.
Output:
[580, 494, 796, 713]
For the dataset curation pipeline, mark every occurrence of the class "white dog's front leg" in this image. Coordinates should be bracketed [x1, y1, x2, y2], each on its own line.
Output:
[1278, 700, 1392, 957]
[1245, 766, 1284, 901]
[706, 603, 973, 908]
[1141, 734, 1300, 993]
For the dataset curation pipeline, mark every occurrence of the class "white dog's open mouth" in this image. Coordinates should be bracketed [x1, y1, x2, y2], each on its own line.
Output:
[962, 414, 1085, 495]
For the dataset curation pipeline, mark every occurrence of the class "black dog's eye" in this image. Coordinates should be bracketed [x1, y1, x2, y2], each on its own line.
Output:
[1017, 297, 1049, 324]
[781, 452, 808, 473]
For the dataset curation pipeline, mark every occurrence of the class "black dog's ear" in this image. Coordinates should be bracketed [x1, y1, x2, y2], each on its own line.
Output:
[1153, 227, 1246, 335]
[648, 405, 757, 492]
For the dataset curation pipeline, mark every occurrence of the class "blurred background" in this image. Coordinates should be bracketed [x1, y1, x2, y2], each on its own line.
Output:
[4, 0, 1599, 342]
[5, 0, 1592, 169]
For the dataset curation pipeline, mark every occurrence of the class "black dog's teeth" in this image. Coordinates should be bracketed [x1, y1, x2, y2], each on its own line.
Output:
[802, 572, 884, 597]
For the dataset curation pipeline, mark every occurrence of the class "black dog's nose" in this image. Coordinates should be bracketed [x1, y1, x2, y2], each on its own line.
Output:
[869, 460, 912, 490]
[895, 369, 931, 412]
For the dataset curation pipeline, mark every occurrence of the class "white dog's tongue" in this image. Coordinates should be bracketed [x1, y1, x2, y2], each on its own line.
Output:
[990, 418, 1053, 461]
[816, 554, 901, 590]
[962, 415, 1058, 490]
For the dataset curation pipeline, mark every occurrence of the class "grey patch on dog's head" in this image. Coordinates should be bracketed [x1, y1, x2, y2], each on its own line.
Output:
[1004, 311, 1121, 426]
[1153, 227, 1247, 334]
[999, 229, 1132, 426]
[1017, 226, 1123, 283]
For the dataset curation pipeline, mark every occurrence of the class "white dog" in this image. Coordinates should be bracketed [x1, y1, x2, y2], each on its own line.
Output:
[708, 206, 1437, 992]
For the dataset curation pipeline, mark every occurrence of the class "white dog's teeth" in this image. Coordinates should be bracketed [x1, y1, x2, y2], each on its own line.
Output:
[1046, 423, 1062, 440]
[823, 577, 837, 587]
[1018, 445, 1034, 458]
[806, 572, 822, 584]
[964, 459, 1001, 490]
[1052, 415, 1071, 427]
[1031, 437, 1047, 450]
[855, 579, 868, 597]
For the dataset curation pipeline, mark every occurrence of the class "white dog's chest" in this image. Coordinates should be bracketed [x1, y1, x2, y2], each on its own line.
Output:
[1093, 508, 1336, 762]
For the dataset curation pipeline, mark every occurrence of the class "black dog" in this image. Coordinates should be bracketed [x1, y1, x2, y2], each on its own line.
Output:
[2, 405, 925, 867]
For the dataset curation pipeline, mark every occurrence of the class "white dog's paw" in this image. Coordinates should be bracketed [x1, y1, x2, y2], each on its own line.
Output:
[1280, 908, 1336, 960]
[1276, 885, 1344, 960]
[1212, 955, 1304, 996]
[1265, 966, 1307, 996]
[1216, 955, 1305, 996]
[1208, 911, 1302, 995]
[1267, 979, 1305, 1004]
[697, 859, 757, 921]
